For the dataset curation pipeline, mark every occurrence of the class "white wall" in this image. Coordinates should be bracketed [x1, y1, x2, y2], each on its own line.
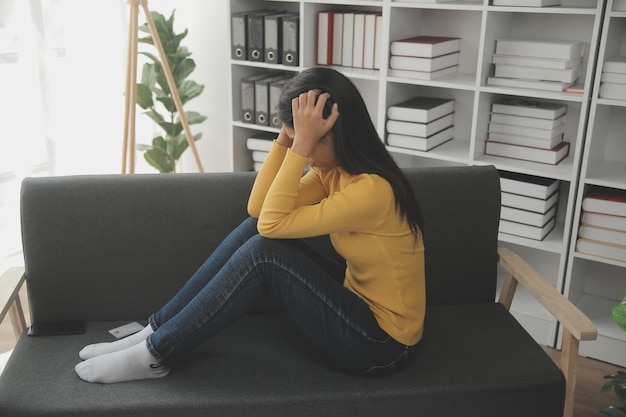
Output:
[149, 0, 232, 173]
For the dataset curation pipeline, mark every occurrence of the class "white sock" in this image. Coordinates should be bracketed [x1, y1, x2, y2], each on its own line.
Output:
[79, 324, 154, 360]
[75, 341, 170, 384]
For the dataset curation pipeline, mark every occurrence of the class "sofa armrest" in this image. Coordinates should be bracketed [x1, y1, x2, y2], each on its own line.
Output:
[0, 267, 27, 339]
[497, 247, 597, 417]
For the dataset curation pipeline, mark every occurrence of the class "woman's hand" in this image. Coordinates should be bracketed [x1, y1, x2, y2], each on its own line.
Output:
[290, 90, 339, 157]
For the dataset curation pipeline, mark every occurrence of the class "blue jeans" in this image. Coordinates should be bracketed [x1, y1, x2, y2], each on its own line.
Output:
[147, 217, 414, 375]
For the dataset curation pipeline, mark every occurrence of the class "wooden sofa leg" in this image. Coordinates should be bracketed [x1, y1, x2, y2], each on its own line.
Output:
[9, 296, 27, 339]
[560, 328, 579, 417]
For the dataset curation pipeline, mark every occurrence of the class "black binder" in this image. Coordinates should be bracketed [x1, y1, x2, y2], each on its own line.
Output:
[231, 12, 248, 60]
[282, 14, 299, 66]
[247, 11, 274, 62]
[264, 13, 286, 64]
[269, 75, 292, 128]
[255, 74, 288, 126]
[241, 73, 272, 124]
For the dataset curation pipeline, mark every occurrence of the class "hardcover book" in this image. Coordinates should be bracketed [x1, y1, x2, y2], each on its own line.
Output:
[603, 55, 626, 74]
[487, 132, 563, 150]
[489, 113, 566, 130]
[491, 98, 567, 120]
[494, 64, 581, 83]
[485, 140, 570, 165]
[576, 239, 626, 263]
[501, 191, 558, 214]
[599, 83, 626, 100]
[495, 38, 584, 60]
[386, 126, 454, 152]
[579, 225, 626, 248]
[387, 97, 455, 123]
[389, 52, 460, 72]
[387, 66, 458, 80]
[493, 0, 560, 5]
[492, 54, 581, 70]
[499, 217, 556, 240]
[582, 189, 626, 217]
[581, 212, 626, 233]
[501, 205, 557, 228]
[488, 122, 565, 140]
[499, 171, 560, 200]
[390, 35, 460, 58]
[487, 76, 574, 92]
[386, 114, 454, 138]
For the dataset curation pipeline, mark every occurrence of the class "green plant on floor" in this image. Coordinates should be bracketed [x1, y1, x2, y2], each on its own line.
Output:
[136, 9, 206, 173]
[600, 297, 626, 417]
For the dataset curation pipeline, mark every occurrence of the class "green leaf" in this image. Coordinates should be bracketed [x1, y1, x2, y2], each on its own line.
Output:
[143, 109, 165, 125]
[144, 148, 173, 173]
[613, 297, 626, 333]
[183, 111, 207, 125]
[178, 80, 204, 104]
[136, 83, 153, 109]
[600, 406, 626, 417]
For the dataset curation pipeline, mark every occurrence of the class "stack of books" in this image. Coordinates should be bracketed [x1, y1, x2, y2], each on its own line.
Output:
[499, 171, 560, 241]
[385, 96, 455, 151]
[487, 37, 584, 92]
[485, 97, 570, 165]
[317, 10, 383, 70]
[599, 55, 626, 101]
[577, 188, 626, 263]
[246, 132, 275, 171]
[388, 36, 460, 80]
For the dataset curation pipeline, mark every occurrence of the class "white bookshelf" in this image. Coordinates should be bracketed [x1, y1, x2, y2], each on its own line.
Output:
[227, 0, 615, 356]
[563, 0, 626, 367]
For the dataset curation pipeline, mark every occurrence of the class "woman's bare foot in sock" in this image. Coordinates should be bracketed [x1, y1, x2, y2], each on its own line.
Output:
[79, 324, 154, 360]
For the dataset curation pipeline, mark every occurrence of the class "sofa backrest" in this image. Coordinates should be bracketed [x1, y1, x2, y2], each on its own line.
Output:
[20, 166, 500, 323]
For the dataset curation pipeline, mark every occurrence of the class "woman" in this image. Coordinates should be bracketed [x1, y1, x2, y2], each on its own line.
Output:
[75, 67, 425, 384]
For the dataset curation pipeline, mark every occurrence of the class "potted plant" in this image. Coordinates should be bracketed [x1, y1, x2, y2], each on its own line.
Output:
[600, 297, 626, 417]
[136, 9, 206, 173]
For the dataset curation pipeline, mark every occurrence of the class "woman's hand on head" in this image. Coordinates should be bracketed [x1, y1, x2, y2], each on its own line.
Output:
[290, 90, 339, 157]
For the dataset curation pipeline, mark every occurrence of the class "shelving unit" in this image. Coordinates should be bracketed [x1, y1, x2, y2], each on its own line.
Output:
[564, 0, 626, 367]
[227, 0, 617, 357]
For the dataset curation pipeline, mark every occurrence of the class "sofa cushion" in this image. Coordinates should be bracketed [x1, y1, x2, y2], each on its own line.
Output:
[0, 303, 564, 417]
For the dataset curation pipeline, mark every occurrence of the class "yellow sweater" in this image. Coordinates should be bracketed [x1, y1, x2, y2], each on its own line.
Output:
[247, 141, 425, 346]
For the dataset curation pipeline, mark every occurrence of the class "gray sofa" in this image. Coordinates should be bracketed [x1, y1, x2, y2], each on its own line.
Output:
[0, 166, 596, 417]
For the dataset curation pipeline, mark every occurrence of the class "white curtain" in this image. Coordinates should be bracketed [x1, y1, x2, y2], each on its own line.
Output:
[0, 0, 128, 266]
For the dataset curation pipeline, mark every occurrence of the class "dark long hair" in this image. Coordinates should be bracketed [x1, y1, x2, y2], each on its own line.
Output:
[277, 67, 423, 236]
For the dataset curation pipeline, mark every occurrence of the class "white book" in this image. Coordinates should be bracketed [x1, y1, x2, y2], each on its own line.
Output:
[332, 12, 343, 66]
[352, 13, 366, 68]
[582, 189, 626, 217]
[576, 239, 626, 263]
[246, 136, 274, 152]
[487, 132, 562, 150]
[603, 55, 626, 74]
[386, 126, 454, 152]
[489, 113, 565, 130]
[492, 54, 581, 70]
[579, 225, 626, 248]
[363, 14, 378, 70]
[582, 211, 626, 233]
[390, 36, 460, 58]
[499, 171, 560, 200]
[374, 14, 383, 70]
[387, 97, 455, 123]
[317, 11, 332, 65]
[251, 151, 269, 163]
[499, 217, 556, 240]
[600, 83, 626, 100]
[488, 122, 565, 140]
[493, 0, 560, 6]
[491, 97, 567, 120]
[485, 140, 570, 165]
[487, 76, 574, 92]
[501, 205, 557, 228]
[390, 52, 460, 72]
[494, 64, 581, 83]
[341, 13, 354, 67]
[387, 66, 458, 80]
[600, 72, 626, 84]
[501, 191, 558, 214]
[386, 114, 454, 137]
[495, 38, 584, 61]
